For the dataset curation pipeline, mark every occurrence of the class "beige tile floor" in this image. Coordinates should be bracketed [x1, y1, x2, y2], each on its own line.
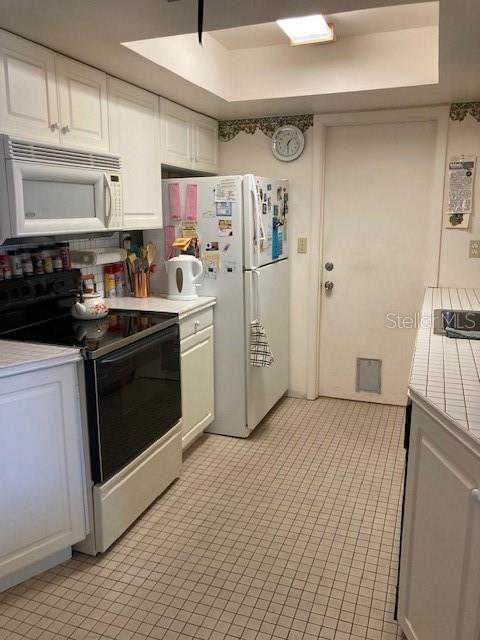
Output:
[0, 397, 407, 640]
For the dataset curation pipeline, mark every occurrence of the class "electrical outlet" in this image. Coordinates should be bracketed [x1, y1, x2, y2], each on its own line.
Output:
[469, 240, 480, 258]
[297, 237, 308, 254]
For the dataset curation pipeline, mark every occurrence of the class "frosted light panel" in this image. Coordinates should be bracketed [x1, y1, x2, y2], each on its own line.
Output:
[276, 15, 330, 44]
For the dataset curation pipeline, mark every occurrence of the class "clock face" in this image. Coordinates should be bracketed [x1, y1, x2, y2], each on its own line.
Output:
[272, 125, 305, 162]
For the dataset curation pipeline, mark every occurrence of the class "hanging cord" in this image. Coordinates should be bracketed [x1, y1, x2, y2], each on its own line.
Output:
[198, 0, 204, 44]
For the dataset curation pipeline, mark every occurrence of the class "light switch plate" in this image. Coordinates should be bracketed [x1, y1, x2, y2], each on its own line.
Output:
[469, 240, 480, 258]
[297, 237, 308, 254]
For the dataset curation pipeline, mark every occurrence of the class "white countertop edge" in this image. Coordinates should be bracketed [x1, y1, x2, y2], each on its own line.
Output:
[0, 349, 81, 378]
[409, 386, 480, 455]
[108, 295, 216, 320]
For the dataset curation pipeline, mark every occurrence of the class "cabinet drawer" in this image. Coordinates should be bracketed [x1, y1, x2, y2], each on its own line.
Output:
[180, 307, 213, 342]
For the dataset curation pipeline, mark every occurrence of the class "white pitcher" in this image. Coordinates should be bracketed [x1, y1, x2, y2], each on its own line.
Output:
[165, 255, 203, 300]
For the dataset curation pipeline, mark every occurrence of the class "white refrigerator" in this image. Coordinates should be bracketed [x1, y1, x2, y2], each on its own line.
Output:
[155, 174, 289, 438]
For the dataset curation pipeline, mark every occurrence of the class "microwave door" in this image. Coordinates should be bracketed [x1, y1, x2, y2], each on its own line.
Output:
[8, 161, 109, 237]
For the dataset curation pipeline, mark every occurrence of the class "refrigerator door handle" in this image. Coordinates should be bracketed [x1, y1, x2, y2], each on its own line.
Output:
[250, 177, 265, 269]
[252, 268, 261, 321]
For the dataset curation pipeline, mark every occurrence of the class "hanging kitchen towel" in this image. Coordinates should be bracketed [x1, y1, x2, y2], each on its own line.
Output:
[250, 319, 274, 367]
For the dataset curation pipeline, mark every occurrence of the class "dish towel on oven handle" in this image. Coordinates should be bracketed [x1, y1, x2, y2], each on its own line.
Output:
[250, 319, 274, 367]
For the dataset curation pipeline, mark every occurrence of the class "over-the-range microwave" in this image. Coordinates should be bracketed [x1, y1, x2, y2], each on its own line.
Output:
[0, 134, 123, 242]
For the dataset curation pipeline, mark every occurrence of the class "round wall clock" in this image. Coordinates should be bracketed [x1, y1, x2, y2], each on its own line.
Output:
[271, 125, 305, 162]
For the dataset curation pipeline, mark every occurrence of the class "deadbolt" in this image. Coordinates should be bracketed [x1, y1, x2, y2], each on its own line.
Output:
[324, 281, 334, 291]
[325, 262, 334, 271]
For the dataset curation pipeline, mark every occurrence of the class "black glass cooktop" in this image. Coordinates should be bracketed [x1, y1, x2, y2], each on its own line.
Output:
[0, 310, 178, 359]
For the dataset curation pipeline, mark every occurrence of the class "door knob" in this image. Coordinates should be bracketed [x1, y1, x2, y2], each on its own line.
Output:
[472, 489, 480, 504]
[325, 262, 334, 271]
[324, 281, 334, 291]
[61, 125, 71, 134]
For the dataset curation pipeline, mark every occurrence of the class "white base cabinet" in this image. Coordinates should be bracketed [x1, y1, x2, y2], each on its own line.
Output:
[0, 362, 87, 590]
[398, 398, 480, 640]
[180, 307, 215, 450]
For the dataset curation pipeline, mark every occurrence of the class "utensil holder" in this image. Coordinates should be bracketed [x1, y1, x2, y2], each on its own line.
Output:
[133, 272, 150, 298]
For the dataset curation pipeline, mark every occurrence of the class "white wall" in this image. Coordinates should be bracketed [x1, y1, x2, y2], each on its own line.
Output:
[124, 26, 438, 103]
[230, 26, 438, 101]
[438, 116, 480, 287]
[219, 130, 313, 398]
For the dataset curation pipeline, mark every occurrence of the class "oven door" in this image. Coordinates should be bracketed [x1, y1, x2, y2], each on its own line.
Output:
[86, 325, 181, 483]
[7, 159, 112, 237]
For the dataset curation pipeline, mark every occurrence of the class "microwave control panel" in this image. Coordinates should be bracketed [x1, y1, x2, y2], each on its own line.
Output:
[107, 173, 123, 229]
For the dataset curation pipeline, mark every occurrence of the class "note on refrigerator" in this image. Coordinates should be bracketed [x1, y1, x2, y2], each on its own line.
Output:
[185, 184, 198, 221]
[168, 183, 182, 220]
[215, 178, 237, 202]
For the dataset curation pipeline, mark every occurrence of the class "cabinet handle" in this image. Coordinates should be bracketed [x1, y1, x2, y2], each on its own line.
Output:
[194, 320, 200, 332]
[61, 125, 71, 134]
[472, 489, 480, 504]
[50, 122, 59, 131]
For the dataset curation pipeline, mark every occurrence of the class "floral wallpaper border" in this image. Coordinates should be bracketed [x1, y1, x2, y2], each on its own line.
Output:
[218, 114, 314, 142]
[450, 102, 480, 123]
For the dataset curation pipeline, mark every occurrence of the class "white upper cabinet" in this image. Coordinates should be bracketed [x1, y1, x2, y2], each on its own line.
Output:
[160, 97, 218, 173]
[160, 98, 193, 168]
[107, 77, 162, 230]
[0, 30, 60, 143]
[192, 112, 218, 173]
[0, 31, 108, 151]
[55, 55, 109, 151]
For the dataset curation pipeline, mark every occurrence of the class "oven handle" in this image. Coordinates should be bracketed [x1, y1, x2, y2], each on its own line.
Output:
[99, 324, 178, 365]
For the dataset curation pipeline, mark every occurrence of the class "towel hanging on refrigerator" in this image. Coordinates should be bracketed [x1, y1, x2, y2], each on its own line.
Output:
[250, 319, 274, 367]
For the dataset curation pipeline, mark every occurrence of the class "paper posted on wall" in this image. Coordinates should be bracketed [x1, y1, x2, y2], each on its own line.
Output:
[446, 156, 476, 228]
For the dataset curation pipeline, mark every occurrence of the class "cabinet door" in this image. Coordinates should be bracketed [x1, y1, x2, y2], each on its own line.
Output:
[399, 403, 480, 640]
[160, 97, 193, 169]
[192, 112, 218, 173]
[180, 325, 214, 449]
[0, 30, 60, 143]
[55, 55, 109, 151]
[108, 77, 162, 230]
[0, 364, 87, 580]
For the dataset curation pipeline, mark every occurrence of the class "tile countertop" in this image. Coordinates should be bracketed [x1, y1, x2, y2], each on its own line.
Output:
[409, 287, 480, 442]
[108, 295, 216, 319]
[0, 341, 81, 377]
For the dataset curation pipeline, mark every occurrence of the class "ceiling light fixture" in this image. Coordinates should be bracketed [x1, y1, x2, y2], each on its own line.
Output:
[276, 14, 335, 45]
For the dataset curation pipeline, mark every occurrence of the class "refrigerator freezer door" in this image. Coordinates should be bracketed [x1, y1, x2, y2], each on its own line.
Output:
[243, 175, 289, 269]
[244, 258, 289, 431]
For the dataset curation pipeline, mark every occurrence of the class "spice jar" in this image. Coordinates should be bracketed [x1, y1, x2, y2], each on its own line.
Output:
[104, 265, 116, 298]
[57, 242, 71, 270]
[0, 253, 12, 280]
[20, 249, 34, 276]
[53, 246, 63, 272]
[114, 263, 126, 297]
[8, 250, 22, 278]
[41, 245, 54, 273]
[30, 246, 44, 275]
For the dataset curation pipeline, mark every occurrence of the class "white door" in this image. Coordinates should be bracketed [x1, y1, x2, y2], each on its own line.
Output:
[0, 364, 87, 581]
[55, 55, 109, 151]
[318, 119, 440, 405]
[192, 112, 218, 173]
[0, 30, 60, 143]
[180, 325, 214, 449]
[108, 77, 162, 230]
[160, 97, 193, 170]
[245, 259, 289, 431]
